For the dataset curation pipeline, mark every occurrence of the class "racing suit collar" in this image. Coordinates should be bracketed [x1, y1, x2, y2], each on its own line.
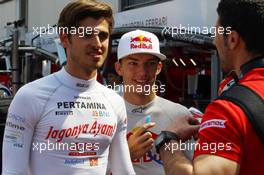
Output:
[55, 67, 97, 91]
[124, 96, 156, 115]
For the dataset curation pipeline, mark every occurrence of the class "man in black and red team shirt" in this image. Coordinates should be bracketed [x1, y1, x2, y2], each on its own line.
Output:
[156, 0, 264, 175]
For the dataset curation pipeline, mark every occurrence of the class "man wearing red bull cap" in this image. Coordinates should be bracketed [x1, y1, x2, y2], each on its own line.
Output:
[108, 29, 193, 175]
[158, 0, 264, 174]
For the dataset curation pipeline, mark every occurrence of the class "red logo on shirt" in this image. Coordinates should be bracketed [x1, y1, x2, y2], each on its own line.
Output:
[46, 121, 116, 142]
[199, 119, 226, 131]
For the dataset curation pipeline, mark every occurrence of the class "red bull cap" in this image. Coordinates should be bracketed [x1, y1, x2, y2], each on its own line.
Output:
[117, 30, 166, 61]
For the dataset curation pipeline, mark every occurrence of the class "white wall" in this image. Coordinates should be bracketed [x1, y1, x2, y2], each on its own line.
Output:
[25, 0, 118, 51]
[27, 0, 118, 33]
[27, 0, 72, 32]
[201, 0, 220, 27]
[114, 0, 220, 28]
[99, 0, 119, 13]
[0, 0, 19, 40]
[0, 0, 219, 44]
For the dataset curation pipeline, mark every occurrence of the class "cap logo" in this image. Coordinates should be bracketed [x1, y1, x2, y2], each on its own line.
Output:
[130, 35, 152, 50]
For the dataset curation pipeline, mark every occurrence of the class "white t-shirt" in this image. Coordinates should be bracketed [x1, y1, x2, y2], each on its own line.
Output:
[2, 68, 135, 175]
[125, 96, 193, 175]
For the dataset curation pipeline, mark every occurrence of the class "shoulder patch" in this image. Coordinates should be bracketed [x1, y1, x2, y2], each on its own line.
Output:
[199, 119, 226, 132]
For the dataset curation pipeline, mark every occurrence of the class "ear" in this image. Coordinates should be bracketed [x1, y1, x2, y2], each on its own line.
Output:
[59, 32, 69, 48]
[115, 61, 123, 76]
[227, 31, 241, 50]
[156, 62, 162, 75]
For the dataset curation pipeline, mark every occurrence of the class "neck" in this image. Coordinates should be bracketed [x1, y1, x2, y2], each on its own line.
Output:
[65, 64, 97, 80]
[232, 50, 262, 75]
[124, 91, 156, 106]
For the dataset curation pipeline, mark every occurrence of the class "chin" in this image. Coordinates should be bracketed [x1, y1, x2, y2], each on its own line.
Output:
[220, 65, 230, 74]
[96, 62, 104, 69]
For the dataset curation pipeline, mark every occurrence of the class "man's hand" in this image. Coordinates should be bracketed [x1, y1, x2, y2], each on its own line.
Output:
[166, 115, 200, 141]
[128, 122, 155, 159]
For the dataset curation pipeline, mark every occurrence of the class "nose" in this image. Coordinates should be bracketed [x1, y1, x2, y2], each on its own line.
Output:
[90, 34, 102, 49]
[137, 63, 148, 77]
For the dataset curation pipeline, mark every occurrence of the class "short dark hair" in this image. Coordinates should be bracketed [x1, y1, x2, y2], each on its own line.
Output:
[58, 0, 114, 33]
[217, 0, 264, 55]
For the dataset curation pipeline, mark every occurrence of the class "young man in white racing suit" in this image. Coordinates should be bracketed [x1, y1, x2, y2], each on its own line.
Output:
[113, 29, 193, 175]
[2, 1, 135, 175]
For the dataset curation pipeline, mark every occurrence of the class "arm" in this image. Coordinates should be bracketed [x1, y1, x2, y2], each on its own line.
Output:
[108, 102, 135, 175]
[160, 140, 240, 175]
[2, 86, 38, 175]
[160, 101, 243, 175]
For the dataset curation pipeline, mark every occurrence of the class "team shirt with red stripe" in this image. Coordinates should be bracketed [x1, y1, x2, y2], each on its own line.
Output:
[194, 68, 264, 175]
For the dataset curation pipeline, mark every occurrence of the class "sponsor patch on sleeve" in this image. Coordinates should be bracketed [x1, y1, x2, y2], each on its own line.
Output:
[199, 119, 226, 132]
[4, 130, 24, 148]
